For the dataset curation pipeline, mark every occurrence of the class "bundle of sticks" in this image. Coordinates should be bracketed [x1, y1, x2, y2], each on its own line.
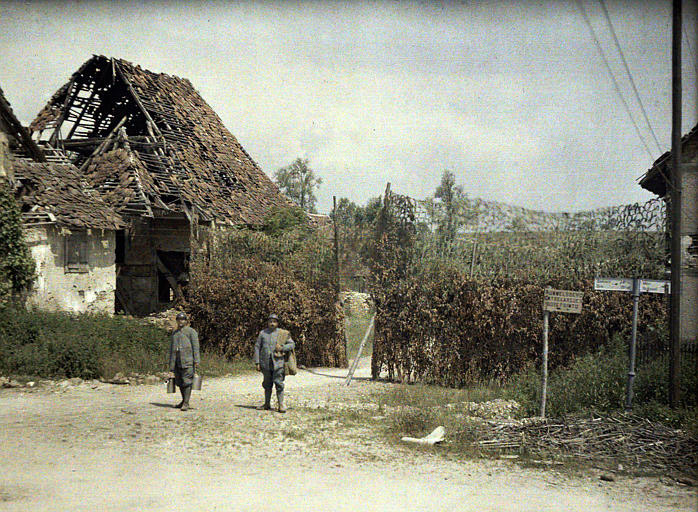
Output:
[471, 413, 698, 476]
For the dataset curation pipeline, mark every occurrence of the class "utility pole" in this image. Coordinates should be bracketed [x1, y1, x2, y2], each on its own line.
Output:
[333, 195, 341, 294]
[669, 0, 683, 407]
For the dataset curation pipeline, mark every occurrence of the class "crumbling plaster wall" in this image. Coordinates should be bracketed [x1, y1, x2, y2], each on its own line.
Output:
[0, 131, 10, 180]
[25, 225, 116, 313]
[681, 159, 697, 342]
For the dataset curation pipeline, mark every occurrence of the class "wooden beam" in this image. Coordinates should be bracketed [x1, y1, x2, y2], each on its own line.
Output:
[65, 84, 99, 140]
[156, 254, 184, 301]
[115, 287, 134, 316]
[49, 75, 79, 145]
[78, 115, 127, 172]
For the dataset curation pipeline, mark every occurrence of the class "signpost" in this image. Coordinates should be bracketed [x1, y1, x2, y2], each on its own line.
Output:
[594, 277, 670, 411]
[540, 288, 584, 418]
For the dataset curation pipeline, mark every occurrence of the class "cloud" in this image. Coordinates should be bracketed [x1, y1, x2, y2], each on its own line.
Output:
[0, 0, 695, 213]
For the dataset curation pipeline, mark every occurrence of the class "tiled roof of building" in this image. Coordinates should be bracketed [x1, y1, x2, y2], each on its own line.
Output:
[1, 85, 123, 230]
[12, 158, 124, 230]
[639, 123, 698, 197]
[31, 55, 294, 226]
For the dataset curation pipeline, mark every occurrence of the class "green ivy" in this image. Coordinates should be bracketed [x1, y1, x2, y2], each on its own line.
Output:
[0, 179, 35, 303]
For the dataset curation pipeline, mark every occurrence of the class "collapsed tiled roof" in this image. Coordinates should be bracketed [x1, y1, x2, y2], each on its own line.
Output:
[1, 84, 122, 230]
[0, 85, 44, 162]
[31, 55, 294, 225]
[639, 123, 698, 197]
[12, 158, 124, 230]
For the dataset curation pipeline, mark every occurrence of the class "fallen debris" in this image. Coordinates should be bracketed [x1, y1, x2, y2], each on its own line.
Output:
[401, 426, 446, 446]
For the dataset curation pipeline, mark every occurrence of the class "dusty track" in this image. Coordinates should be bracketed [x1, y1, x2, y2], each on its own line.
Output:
[0, 360, 694, 511]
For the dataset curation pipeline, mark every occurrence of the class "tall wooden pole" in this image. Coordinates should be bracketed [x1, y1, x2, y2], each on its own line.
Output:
[333, 196, 340, 294]
[669, 0, 683, 408]
[540, 310, 549, 418]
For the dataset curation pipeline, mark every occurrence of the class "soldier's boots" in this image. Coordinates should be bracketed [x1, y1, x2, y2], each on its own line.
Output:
[180, 386, 192, 412]
[257, 389, 272, 410]
[174, 401, 184, 409]
[277, 391, 286, 413]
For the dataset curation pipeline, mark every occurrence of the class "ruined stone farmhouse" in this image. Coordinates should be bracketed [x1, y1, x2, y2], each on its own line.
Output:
[4, 56, 294, 315]
[1, 85, 124, 312]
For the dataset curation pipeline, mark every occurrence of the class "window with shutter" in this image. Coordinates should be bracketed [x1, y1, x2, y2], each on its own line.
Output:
[65, 232, 89, 273]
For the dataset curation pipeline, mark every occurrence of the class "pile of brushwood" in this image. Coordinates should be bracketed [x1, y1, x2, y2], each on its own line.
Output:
[185, 210, 347, 368]
[471, 413, 697, 477]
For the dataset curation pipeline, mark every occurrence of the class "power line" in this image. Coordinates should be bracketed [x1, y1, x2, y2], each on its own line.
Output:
[598, 0, 663, 154]
[683, 23, 698, 77]
[575, 0, 656, 161]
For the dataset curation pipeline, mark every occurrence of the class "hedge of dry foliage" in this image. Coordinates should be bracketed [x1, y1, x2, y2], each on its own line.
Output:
[185, 227, 347, 368]
[370, 271, 666, 386]
[368, 190, 667, 386]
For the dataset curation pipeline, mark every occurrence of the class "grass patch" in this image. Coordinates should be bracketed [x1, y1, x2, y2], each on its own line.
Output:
[0, 306, 252, 380]
[505, 335, 698, 435]
[366, 382, 509, 458]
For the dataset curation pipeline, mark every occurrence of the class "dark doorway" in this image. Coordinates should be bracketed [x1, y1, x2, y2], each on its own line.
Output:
[156, 250, 189, 304]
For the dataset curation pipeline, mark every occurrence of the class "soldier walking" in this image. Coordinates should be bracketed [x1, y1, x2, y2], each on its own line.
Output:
[168, 312, 200, 411]
[254, 314, 294, 413]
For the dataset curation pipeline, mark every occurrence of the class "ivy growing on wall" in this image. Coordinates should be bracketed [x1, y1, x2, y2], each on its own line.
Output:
[0, 179, 35, 303]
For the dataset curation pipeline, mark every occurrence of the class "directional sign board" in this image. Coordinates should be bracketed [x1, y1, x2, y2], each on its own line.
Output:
[594, 277, 670, 294]
[594, 277, 633, 293]
[543, 289, 583, 314]
[639, 279, 671, 294]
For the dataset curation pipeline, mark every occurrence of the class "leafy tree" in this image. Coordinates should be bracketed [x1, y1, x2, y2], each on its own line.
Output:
[434, 171, 465, 247]
[274, 158, 323, 213]
[332, 196, 382, 228]
[262, 205, 308, 236]
[331, 196, 383, 290]
[0, 179, 35, 304]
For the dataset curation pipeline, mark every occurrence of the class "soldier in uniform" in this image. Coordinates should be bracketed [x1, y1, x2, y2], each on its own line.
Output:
[254, 313, 295, 413]
[168, 312, 200, 411]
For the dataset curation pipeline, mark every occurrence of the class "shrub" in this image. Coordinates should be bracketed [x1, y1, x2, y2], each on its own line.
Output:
[0, 180, 35, 304]
[262, 205, 309, 236]
[0, 307, 169, 379]
[186, 225, 346, 368]
[370, 268, 666, 386]
[507, 335, 697, 432]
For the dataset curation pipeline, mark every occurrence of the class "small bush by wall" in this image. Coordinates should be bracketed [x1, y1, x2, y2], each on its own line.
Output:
[0, 180, 35, 304]
[0, 307, 168, 379]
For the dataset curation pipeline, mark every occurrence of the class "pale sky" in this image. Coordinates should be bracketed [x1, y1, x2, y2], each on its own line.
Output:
[1, 0, 696, 214]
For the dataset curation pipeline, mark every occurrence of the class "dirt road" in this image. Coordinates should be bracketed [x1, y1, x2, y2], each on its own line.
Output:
[0, 360, 694, 511]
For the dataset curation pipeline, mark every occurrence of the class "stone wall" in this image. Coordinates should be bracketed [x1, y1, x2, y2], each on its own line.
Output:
[24, 225, 117, 313]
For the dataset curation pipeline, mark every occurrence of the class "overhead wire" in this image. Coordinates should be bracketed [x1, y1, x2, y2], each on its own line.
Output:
[598, 0, 664, 154]
[574, 0, 656, 162]
[683, 23, 698, 78]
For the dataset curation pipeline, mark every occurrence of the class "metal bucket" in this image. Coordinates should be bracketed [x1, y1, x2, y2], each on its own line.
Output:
[167, 378, 176, 393]
[192, 373, 202, 391]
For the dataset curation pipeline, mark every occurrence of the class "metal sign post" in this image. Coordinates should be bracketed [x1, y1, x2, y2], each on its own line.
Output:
[593, 277, 670, 411]
[541, 289, 584, 418]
